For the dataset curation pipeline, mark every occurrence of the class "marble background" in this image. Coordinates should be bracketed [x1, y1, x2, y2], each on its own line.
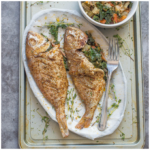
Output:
[1, 1, 149, 148]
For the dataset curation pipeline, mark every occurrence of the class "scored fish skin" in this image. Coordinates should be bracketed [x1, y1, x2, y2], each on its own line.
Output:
[64, 27, 106, 129]
[26, 31, 69, 137]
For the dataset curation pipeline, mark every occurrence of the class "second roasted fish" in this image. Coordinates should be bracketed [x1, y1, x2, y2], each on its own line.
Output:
[64, 27, 106, 129]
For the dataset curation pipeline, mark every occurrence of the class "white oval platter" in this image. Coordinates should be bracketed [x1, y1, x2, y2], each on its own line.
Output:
[22, 9, 127, 140]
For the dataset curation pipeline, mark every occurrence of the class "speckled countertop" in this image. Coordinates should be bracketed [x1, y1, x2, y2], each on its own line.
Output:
[1, 1, 149, 148]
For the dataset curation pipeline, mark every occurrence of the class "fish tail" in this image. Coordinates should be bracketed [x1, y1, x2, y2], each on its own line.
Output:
[56, 108, 69, 138]
[75, 112, 93, 129]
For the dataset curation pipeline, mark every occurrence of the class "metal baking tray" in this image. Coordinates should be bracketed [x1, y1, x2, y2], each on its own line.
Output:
[19, 1, 145, 148]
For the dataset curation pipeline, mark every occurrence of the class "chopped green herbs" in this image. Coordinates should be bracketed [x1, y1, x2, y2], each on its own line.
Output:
[107, 84, 122, 117]
[75, 108, 80, 113]
[63, 14, 67, 17]
[118, 129, 125, 140]
[73, 93, 77, 99]
[77, 23, 83, 28]
[30, 1, 44, 6]
[49, 26, 59, 42]
[111, 84, 115, 89]
[110, 84, 117, 101]
[118, 99, 121, 103]
[111, 103, 119, 108]
[90, 92, 93, 96]
[45, 136, 48, 140]
[85, 31, 95, 45]
[93, 15, 100, 21]
[116, 27, 120, 31]
[45, 21, 74, 42]
[129, 2, 133, 8]
[91, 112, 101, 126]
[41, 33, 48, 39]
[113, 34, 124, 48]
[43, 135, 48, 141]
[83, 48, 101, 64]
[41, 116, 50, 135]
[63, 56, 69, 71]
[46, 44, 53, 52]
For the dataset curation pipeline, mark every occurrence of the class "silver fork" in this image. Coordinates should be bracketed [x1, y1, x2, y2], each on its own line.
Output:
[98, 38, 119, 131]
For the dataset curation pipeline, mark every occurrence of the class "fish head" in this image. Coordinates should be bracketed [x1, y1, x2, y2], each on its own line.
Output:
[27, 31, 50, 49]
[26, 31, 51, 56]
[64, 27, 88, 51]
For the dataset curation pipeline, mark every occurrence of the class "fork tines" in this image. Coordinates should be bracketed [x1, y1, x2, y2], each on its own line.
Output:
[108, 38, 119, 61]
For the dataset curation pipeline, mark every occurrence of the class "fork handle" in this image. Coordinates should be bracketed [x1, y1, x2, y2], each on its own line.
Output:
[98, 70, 112, 131]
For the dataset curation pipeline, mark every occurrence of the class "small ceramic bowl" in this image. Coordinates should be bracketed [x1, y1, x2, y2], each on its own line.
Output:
[78, 1, 138, 28]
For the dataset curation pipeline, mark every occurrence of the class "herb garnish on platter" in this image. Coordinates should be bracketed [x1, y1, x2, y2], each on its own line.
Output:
[118, 129, 125, 140]
[66, 88, 77, 121]
[44, 21, 74, 43]
[91, 84, 122, 126]
[30, 1, 49, 7]
[37, 111, 50, 141]
[113, 34, 134, 61]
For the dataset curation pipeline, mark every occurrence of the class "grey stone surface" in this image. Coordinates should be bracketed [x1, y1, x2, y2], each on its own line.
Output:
[1, 1, 149, 149]
[140, 2, 149, 149]
[1, 1, 20, 149]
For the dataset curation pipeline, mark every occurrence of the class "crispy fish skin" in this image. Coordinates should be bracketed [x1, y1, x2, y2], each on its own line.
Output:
[26, 31, 69, 137]
[64, 27, 105, 129]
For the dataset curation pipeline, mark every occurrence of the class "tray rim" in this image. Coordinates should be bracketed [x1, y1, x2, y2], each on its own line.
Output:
[18, 1, 145, 148]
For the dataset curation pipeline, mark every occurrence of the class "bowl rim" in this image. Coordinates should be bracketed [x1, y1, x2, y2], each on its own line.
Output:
[78, 1, 138, 27]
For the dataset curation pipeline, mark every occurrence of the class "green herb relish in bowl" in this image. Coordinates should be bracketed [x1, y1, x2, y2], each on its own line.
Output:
[79, 1, 138, 28]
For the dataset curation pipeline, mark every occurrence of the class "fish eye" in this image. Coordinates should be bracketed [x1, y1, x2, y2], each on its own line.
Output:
[28, 38, 37, 46]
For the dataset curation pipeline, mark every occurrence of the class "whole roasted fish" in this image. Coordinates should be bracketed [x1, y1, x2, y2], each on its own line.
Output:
[26, 31, 69, 137]
[64, 27, 105, 129]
